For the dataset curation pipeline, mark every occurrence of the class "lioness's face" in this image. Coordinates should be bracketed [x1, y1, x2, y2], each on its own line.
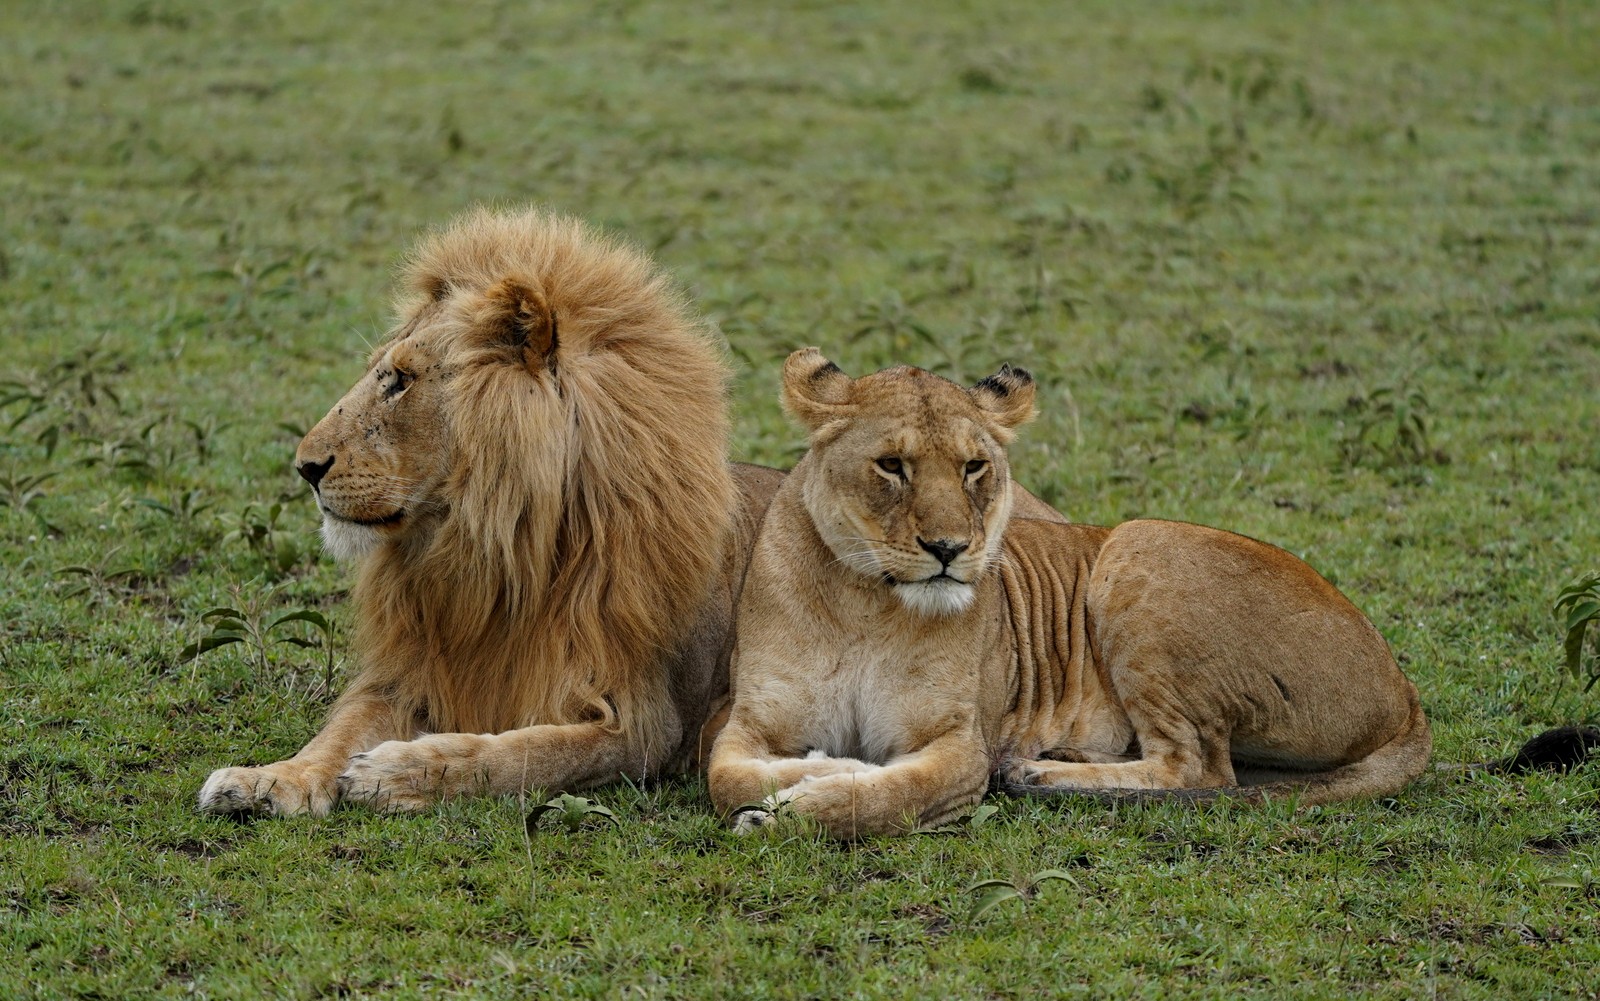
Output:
[782, 349, 1037, 616]
[294, 305, 455, 560]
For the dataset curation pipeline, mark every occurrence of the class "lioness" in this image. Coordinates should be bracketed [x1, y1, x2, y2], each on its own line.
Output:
[708, 349, 1431, 837]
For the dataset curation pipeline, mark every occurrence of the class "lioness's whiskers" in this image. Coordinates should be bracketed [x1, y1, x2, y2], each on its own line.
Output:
[829, 546, 882, 574]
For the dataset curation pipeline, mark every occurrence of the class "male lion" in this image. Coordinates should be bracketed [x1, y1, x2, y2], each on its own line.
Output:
[708, 349, 1432, 837]
[197, 208, 787, 815]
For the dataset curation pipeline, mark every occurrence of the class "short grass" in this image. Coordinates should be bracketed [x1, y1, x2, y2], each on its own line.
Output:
[4, 1, 1599, 997]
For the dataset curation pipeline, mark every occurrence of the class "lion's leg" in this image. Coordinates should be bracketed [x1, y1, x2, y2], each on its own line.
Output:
[747, 731, 991, 839]
[199, 688, 408, 817]
[337, 719, 675, 812]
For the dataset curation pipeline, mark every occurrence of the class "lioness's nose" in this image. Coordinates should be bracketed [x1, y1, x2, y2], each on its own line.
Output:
[917, 537, 968, 567]
[297, 455, 335, 489]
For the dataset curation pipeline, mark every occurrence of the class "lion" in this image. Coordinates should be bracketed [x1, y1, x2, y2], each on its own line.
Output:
[197, 209, 1069, 817]
[707, 349, 1432, 838]
[197, 207, 786, 815]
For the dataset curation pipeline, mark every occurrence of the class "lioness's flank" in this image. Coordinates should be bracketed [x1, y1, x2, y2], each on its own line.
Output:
[708, 349, 1431, 838]
[199, 208, 786, 816]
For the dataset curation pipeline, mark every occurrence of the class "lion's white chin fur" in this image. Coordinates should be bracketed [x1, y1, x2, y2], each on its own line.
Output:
[320, 516, 382, 562]
[893, 578, 975, 617]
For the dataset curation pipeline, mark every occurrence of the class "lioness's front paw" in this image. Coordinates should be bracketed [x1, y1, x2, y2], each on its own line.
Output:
[795, 751, 882, 782]
[198, 763, 337, 817]
[337, 735, 477, 812]
[730, 808, 777, 835]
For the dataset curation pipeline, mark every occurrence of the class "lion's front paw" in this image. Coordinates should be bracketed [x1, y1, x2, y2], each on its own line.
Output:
[337, 735, 478, 812]
[198, 763, 337, 817]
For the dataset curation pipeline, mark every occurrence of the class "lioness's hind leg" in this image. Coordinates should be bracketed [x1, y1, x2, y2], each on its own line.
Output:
[1001, 755, 1213, 790]
[1003, 713, 1227, 791]
[1038, 746, 1140, 765]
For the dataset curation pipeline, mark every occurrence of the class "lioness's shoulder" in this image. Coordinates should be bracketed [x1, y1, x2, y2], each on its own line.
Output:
[1001, 519, 1113, 564]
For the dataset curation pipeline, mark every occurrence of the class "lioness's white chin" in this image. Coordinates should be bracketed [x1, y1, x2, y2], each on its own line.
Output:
[320, 517, 382, 562]
[894, 579, 975, 617]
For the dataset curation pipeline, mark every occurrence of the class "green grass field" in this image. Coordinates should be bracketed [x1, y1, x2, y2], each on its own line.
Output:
[4, 1, 1599, 996]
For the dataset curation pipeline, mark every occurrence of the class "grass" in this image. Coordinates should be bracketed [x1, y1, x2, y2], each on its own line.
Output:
[3, 0, 1600, 996]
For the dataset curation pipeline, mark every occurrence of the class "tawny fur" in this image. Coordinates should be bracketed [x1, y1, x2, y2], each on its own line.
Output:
[708, 350, 1431, 838]
[199, 208, 784, 816]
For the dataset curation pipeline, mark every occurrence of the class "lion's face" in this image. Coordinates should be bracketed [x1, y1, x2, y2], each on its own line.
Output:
[295, 273, 563, 562]
[781, 349, 1037, 616]
[294, 308, 456, 560]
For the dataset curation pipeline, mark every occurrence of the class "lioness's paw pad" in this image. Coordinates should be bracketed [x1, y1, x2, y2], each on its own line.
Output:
[730, 809, 776, 835]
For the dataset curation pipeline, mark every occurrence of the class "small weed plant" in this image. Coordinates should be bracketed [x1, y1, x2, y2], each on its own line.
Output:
[1555, 572, 1600, 693]
[181, 583, 339, 693]
[526, 794, 620, 834]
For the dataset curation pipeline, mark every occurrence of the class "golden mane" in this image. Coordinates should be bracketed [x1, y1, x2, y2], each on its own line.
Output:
[349, 208, 735, 764]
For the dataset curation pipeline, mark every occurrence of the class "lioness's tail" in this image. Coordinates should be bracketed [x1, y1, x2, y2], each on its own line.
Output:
[1272, 686, 1434, 806]
[999, 719, 1600, 808]
[997, 691, 1435, 807]
[1490, 725, 1600, 775]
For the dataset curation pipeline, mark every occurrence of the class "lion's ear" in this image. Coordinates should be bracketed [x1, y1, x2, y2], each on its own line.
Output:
[781, 348, 855, 433]
[969, 364, 1037, 441]
[474, 278, 558, 371]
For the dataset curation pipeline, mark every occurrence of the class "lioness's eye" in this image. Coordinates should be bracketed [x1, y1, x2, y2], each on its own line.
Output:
[875, 456, 904, 476]
[384, 369, 414, 398]
[965, 459, 988, 477]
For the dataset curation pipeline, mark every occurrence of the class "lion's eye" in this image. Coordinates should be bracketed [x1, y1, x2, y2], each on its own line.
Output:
[384, 369, 414, 399]
[875, 456, 904, 477]
[965, 459, 988, 477]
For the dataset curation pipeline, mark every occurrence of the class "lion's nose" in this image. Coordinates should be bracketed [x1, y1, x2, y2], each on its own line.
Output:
[297, 455, 335, 489]
[917, 537, 968, 567]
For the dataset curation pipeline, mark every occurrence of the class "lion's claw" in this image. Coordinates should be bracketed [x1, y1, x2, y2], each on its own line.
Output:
[336, 737, 465, 812]
[198, 764, 337, 817]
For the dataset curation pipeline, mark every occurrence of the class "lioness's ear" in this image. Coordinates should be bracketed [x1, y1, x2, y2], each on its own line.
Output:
[781, 348, 854, 433]
[969, 364, 1037, 441]
[474, 278, 558, 371]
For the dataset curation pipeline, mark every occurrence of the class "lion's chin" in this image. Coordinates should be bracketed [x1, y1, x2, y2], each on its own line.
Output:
[320, 516, 383, 562]
[893, 578, 975, 617]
